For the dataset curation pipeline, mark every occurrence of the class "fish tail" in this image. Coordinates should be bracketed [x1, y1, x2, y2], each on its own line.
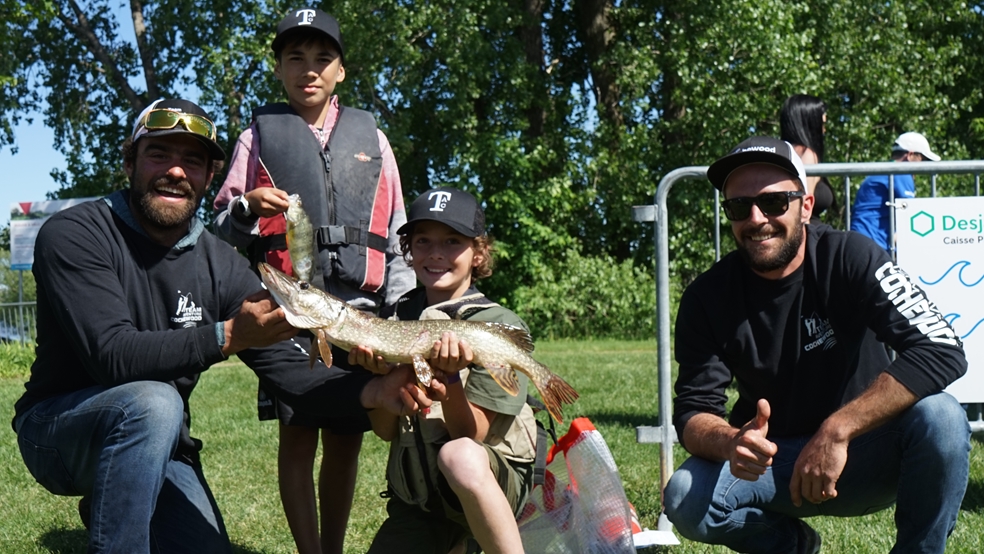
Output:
[534, 371, 579, 424]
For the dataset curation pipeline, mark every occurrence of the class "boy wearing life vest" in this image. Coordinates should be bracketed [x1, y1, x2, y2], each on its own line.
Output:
[213, 7, 414, 554]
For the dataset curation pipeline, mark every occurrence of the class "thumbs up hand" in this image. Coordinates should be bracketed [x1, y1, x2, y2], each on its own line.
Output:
[729, 398, 778, 481]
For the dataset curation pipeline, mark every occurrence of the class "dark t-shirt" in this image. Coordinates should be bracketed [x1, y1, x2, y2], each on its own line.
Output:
[673, 224, 966, 444]
[810, 177, 836, 223]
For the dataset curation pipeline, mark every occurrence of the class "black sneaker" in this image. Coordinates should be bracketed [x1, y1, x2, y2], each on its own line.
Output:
[78, 495, 92, 530]
[795, 519, 821, 554]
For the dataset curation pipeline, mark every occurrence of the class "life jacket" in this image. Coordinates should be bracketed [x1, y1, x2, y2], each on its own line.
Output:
[247, 103, 390, 295]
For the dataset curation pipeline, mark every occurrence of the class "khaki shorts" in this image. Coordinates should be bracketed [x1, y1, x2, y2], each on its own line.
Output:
[367, 442, 533, 554]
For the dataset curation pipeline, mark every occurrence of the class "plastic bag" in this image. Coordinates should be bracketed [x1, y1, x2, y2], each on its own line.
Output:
[517, 418, 635, 554]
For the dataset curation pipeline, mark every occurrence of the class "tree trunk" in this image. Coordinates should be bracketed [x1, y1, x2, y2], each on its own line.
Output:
[574, 0, 622, 134]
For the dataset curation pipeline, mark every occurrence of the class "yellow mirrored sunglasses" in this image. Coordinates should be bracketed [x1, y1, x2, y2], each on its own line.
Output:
[140, 109, 217, 141]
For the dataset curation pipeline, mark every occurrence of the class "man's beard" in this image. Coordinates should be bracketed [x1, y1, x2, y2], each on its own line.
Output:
[736, 220, 805, 274]
[132, 177, 201, 229]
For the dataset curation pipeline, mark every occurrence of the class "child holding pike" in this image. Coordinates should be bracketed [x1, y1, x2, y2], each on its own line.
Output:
[212, 7, 414, 554]
[350, 187, 538, 554]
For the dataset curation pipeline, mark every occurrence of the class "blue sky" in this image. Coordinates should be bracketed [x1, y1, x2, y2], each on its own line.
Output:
[1, 118, 66, 228]
[3, 3, 133, 229]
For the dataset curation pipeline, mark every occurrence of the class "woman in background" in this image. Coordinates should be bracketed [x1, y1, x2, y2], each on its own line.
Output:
[780, 94, 836, 224]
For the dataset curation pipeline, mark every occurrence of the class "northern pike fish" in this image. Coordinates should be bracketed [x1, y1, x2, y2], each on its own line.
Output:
[259, 262, 579, 423]
[285, 194, 315, 283]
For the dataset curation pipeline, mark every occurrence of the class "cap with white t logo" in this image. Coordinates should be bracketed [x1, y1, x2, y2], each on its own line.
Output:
[397, 187, 486, 238]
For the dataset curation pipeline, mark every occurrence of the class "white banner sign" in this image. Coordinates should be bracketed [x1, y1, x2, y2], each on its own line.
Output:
[896, 197, 984, 403]
[9, 198, 100, 271]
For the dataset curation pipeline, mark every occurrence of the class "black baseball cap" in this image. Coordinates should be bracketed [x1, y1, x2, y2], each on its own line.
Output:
[131, 98, 225, 160]
[272, 7, 344, 59]
[706, 136, 808, 192]
[398, 187, 486, 238]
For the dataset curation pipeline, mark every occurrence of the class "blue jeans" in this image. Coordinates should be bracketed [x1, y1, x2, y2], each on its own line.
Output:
[15, 382, 232, 554]
[663, 393, 970, 554]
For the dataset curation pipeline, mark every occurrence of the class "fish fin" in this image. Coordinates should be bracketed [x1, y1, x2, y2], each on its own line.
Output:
[411, 354, 434, 387]
[308, 334, 319, 370]
[483, 364, 521, 397]
[532, 371, 580, 424]
[485, 323, 535, 353]
[317, 329, 334, 367]
[407, 329, 435, 354]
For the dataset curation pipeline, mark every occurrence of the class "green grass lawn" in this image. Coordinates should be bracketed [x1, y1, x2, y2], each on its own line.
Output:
[1, 340, 982, 553]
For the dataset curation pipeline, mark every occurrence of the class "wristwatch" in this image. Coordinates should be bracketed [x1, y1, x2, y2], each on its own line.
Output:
[233, 194, 257, 222]
[238, 195, 252, 217]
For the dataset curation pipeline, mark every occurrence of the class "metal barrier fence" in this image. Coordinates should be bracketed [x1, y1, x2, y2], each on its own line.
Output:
[632, 160, 984, 537]
[0, 302, 37, 345]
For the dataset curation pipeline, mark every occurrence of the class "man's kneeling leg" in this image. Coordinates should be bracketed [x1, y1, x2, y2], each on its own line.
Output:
[663, 453, 817, 553]
[17, 381, 185, 552]
[149, 459, 232, 553]
[893, 393, 970, 552]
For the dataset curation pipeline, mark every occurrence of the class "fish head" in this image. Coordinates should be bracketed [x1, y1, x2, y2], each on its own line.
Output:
[258, 262, 342, 329]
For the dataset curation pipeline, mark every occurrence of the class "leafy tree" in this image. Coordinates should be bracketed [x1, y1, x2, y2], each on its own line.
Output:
[3, 0, 984, 336]
[641, 0, 984, 283]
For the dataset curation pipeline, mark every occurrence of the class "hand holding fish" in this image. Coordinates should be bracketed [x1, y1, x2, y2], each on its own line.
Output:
[221, 290, 299, 357]
[361, 364, 431, 413]
[348, 345, 395, 375]
[419, 332, 471, 403]
[429, 332, 473, 374]
[349, 332, 471, 394]
[361, 365, 434, 441]
[243, 187, 291, 218]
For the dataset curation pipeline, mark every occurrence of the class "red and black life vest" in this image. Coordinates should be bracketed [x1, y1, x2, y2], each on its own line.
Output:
[248, 103, 391, 295]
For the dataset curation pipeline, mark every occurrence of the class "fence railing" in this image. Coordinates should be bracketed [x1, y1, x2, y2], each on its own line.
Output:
[0, 302, 37, 345]
[632, 159, 984, 536]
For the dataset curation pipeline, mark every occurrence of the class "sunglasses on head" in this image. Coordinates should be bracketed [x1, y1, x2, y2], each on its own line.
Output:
[722, 190, 805, 221]
[140, 109, 217, 141]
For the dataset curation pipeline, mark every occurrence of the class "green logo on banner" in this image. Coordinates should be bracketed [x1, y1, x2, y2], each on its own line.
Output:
[910, 211, 934, 237]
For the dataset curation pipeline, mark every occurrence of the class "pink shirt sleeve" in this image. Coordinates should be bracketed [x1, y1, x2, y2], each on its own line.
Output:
[377, 129, 415, 306]
[212, 125, 260, 247]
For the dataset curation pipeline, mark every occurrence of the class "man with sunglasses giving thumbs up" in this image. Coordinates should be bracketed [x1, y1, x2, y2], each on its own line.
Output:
[662, 137, 970, 554]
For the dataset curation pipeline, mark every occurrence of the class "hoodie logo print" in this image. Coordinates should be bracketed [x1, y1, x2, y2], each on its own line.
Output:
[803, 312, 837, 352]
[172, 291, 203, 328]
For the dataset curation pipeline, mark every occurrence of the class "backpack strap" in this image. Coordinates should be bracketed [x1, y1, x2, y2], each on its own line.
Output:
[411, 414, 438, 498]
[526, 394, 557, 486]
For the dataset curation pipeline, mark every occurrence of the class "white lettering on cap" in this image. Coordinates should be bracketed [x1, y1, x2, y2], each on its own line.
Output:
[739, 146, 777, 153]
[296, 9, 316, 24]
[428, 191, 452, 212]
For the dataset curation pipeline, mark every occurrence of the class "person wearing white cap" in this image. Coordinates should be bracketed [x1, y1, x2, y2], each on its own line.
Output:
[11, 98, 425, 554]
[850, 131, 940, 252]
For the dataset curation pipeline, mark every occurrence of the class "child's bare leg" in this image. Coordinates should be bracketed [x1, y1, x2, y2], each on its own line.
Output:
[437, 438, 525, 554]
[279, 424, 321, 554]
[318, 429, 363, 554]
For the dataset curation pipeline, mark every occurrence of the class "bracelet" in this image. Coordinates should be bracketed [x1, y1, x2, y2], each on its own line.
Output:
[446, 372, 461, 384]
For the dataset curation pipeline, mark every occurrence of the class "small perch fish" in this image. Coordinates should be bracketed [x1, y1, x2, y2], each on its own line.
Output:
[285, 194, 314, 283]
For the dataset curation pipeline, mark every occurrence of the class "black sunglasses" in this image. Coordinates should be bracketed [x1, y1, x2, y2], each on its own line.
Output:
[722, 191, 805, 221]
